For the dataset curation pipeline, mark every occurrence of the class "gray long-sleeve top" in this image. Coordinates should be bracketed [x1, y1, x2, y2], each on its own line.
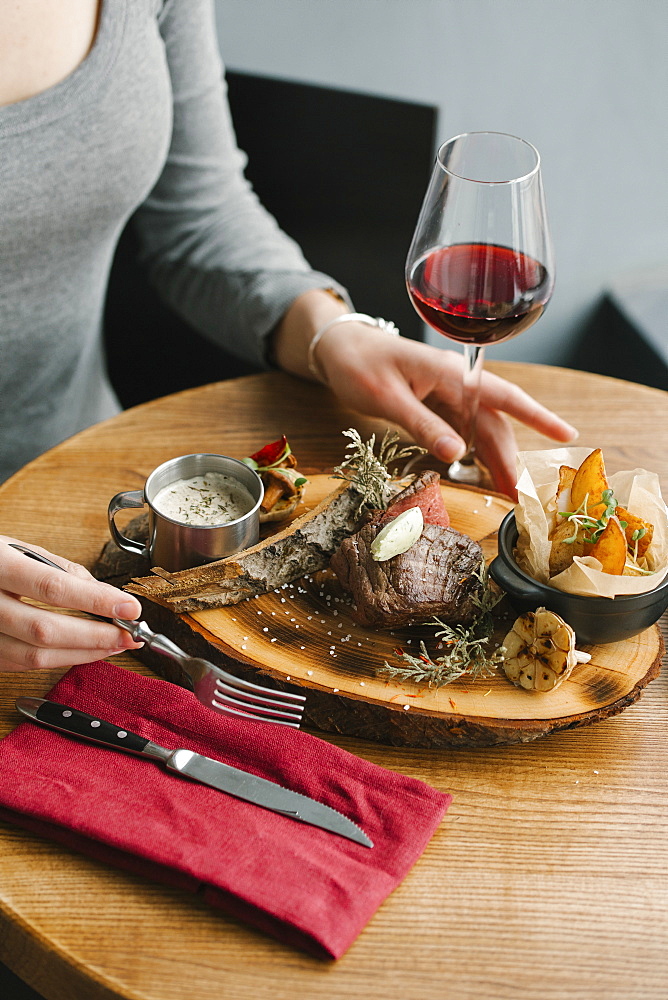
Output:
[0, 0, 346, 483]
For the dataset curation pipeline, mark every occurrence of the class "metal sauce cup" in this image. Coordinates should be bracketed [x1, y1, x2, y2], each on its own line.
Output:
[108, 454, 264, 572]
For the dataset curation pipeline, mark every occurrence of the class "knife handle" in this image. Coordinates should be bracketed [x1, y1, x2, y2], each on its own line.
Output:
[16, 697, 150, 755]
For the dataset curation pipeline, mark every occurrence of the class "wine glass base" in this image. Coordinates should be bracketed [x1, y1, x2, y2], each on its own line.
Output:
[448, 458, 484, 486]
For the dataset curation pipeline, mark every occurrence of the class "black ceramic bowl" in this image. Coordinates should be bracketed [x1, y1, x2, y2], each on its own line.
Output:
[489, 512, 668, 646]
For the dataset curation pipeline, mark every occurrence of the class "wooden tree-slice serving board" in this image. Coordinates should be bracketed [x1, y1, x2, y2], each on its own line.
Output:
[107, 476, 663, 748]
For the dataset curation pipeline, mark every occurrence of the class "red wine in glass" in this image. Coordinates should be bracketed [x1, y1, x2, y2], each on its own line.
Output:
[408, 243, 552, 346]
[405, 132, 555, 485]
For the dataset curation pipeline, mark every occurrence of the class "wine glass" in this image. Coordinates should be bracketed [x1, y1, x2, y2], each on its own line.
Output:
[406, 131, 555, 485]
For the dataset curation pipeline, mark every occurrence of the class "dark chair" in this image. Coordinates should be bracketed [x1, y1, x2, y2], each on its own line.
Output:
[567, 291, 668, 391]
[104, 72, 437, 409]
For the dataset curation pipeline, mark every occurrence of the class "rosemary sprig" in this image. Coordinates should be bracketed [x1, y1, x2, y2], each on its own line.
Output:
[332, 428, 426, 510]
[379, 561, 505, 688]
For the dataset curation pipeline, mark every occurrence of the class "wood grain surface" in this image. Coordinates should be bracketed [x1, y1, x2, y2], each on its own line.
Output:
[1, 363, 667, 1000]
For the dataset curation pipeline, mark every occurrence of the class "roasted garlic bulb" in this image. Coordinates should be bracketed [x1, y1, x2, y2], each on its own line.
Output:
[502, 608, 591, 692]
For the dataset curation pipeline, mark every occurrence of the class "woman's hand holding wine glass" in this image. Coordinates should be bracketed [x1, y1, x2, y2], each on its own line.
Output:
[311, 323, 576, 500]
[276, 133, 575, 499]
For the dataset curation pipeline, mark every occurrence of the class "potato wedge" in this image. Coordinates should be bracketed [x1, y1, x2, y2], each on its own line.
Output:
[570, 449, 609, 518]
[615, 505, 654, 559]
[549, 518, 587, 576]
[588, 517, 627, 575]
[555, 465, 577, 509]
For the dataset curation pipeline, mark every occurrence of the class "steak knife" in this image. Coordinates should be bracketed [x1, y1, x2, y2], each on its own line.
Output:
[15, 697, 373, 848]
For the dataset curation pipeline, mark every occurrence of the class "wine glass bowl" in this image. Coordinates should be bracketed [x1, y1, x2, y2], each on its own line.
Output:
[406, 131, 554, 485]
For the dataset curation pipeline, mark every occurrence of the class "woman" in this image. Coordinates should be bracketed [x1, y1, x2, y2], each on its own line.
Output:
[0, 0, 576, 670]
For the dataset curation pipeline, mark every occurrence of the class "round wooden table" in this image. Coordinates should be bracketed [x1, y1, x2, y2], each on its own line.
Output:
[1, 363, 667, 1000]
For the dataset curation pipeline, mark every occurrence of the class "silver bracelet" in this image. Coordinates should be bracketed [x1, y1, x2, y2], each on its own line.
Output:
[307, 313, 400, 383]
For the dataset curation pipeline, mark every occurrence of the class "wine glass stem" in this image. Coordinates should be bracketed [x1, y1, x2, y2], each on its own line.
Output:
[461, 344, 484, 454]
[448, 344, 485, 484]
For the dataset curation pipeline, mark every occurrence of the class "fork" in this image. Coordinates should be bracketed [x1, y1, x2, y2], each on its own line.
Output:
[9, 544, 306, 728]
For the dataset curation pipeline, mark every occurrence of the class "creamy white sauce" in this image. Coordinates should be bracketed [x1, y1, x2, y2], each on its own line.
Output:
[153, 473, 255, 526]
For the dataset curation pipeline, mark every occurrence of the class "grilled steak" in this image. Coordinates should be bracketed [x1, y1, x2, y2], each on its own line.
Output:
[331, 473, 483, 629]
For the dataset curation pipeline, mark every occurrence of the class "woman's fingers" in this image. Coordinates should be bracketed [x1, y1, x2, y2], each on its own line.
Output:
[378, 377, 468, 464]
[1, 537, 142, 620]
[0, 590, 140, 652]
[322, 334, 577, 472]
[472, 409, 521, 500]
[386, 382, 520, 498]
[0, 537, 144, 670]
[0, 632, 130, 671]
[477, 368, 578, 442]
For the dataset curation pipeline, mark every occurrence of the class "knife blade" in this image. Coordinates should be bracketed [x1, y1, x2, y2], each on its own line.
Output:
[15, 697, 373, 848]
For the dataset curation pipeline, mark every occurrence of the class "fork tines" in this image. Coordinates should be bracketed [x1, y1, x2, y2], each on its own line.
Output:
[212, 685, 305, 727]
[207, 667, 306, 728]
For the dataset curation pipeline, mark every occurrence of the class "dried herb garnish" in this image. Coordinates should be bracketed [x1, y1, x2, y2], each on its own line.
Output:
[379, 561, 505, 688]
[332, 428, 426, 510]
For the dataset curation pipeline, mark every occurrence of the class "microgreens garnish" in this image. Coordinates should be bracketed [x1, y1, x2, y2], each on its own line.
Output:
[626, 527, 652, 573]
[558, 489, 653, 573]
[558, 488, 618, 544]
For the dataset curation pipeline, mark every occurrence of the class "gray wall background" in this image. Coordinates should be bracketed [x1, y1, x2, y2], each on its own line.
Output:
[215, 0, 668, 368]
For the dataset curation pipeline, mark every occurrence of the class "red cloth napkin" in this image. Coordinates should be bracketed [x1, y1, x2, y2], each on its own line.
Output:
[0, 662, 450, 959]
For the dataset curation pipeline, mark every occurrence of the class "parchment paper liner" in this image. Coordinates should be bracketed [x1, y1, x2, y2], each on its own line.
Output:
[514, 447, 668, 598]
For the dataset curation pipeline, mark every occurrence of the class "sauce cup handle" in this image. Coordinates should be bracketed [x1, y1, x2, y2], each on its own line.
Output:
[108, 490, 148, 558]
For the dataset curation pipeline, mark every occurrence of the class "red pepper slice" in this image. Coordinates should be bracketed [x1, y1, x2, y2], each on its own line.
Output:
[248, 435, 289, 467]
